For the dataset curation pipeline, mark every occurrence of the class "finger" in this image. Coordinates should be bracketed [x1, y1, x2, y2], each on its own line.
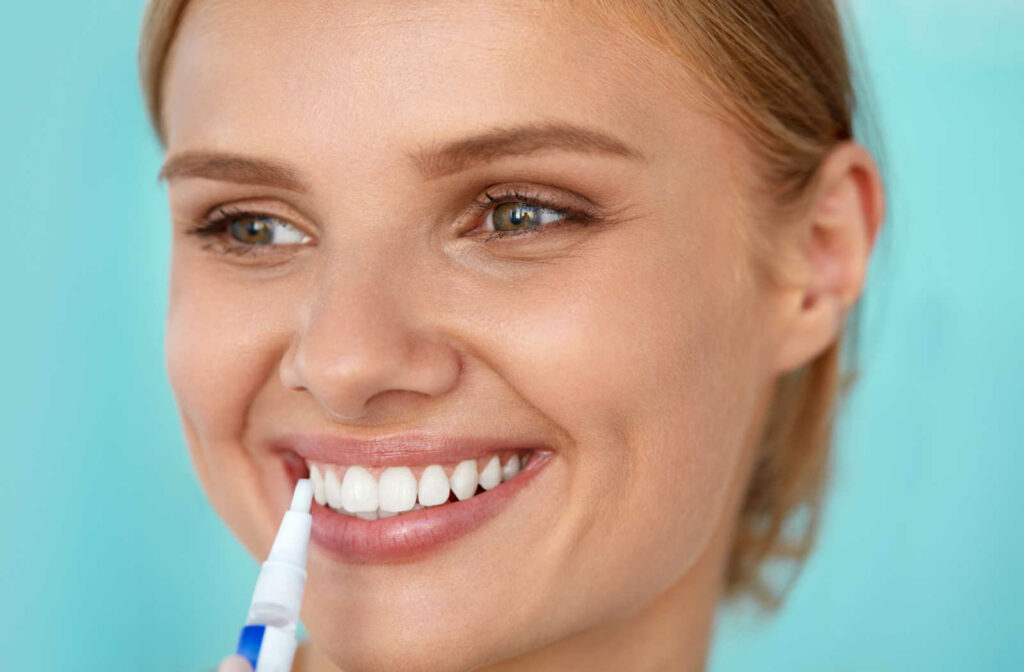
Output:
[218, 654, 254, 672]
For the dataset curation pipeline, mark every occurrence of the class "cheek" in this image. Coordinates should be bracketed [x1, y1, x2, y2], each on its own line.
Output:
[489, 208, 762, 596]
[165, 259, 292, 437]
[166, 275, 248, 440]
[164, 258, 292, 547]
[503, 220, 756, 462]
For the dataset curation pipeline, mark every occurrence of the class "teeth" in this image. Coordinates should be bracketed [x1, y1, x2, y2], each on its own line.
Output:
[324, 469, 345, 511]
[310, 463, 326, 506]
[418, 464, 451, 507]
[501, 456, 520, 482]
[341, 465, 379, 513]
[450, 459, 479, 500]
[378, 467, 417, 513]
[308, 450, 534, 518]
[479, 455, 501, 490]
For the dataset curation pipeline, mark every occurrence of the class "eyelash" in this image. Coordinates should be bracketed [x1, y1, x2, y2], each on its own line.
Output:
[183, 187, 603, 257]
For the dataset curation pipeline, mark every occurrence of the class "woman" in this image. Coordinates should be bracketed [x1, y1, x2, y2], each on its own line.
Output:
[138, 0, 884, 670]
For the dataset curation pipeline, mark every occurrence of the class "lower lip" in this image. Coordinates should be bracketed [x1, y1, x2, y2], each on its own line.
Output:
[302, 453, 552, 563]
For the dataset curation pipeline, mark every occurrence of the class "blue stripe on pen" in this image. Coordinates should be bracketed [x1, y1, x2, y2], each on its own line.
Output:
[236, 624, 266, 670]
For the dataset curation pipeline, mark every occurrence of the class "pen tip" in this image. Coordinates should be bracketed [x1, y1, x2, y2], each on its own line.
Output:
[291, 478, 314, 513]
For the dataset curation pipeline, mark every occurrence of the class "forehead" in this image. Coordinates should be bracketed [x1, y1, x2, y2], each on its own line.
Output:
[161, 0, 702, 169]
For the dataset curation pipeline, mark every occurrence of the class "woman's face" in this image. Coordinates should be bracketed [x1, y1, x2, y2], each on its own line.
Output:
[161, 1, 784, 669]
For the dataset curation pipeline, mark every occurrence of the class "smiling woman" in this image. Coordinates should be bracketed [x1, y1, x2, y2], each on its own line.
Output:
[137, 1, 884, 671]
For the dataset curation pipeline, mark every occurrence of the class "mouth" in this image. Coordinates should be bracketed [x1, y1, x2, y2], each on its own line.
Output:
[276, 433, 553, 563]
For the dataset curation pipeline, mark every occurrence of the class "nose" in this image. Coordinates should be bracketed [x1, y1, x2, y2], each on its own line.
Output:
[279, 260, 461, 422]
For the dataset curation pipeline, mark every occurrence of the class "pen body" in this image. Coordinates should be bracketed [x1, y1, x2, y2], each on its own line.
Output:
[235, 482, 313, 672]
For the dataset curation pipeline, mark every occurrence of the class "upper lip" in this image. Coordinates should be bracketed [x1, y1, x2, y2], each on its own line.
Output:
[274, 430, 550, 466]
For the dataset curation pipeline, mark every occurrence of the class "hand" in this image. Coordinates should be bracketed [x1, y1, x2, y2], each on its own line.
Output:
[218, 654, 253, 672]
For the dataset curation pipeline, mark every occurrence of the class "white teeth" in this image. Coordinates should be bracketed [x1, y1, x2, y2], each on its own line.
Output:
[378, 466, 418, 513]
[479, 455, 501, 490]
[324, 468, 345, 511]
[520, 453, 529, 469]
[310, 452, 532, 516]
[501, 455, 520, 482]
[450, 459, 479, 500]
[341, 465, 378, 513]
[310, 463, 326, 506]
[418, 464, 451, 506]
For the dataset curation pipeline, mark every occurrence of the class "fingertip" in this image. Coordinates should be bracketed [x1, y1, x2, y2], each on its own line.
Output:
[218, 654, 254, 672]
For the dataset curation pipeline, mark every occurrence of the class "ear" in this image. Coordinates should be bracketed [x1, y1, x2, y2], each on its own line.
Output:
[770, 141, 885, 375]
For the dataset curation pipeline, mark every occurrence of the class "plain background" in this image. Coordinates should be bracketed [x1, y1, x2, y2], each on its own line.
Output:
[2, 1, 1021, 670]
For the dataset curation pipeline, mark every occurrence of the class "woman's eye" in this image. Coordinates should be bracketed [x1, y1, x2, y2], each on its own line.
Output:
[485, 202, 568, 235]
[471, 188, 601, 242]
[184, 209, 313, 258]
[226, 215, 309, 245]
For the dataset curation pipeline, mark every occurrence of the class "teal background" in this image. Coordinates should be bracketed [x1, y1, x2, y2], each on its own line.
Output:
[1, 1, 1020, 670]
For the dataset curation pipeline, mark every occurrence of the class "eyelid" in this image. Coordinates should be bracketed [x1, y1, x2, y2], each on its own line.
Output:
[471, 184, 599, 217]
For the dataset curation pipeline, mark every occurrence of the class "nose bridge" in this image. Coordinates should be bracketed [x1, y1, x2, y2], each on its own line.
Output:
[281, 245, 460, 421]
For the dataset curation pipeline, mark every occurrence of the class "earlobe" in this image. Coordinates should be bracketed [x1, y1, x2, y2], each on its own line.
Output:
[771, 141, 885, 375]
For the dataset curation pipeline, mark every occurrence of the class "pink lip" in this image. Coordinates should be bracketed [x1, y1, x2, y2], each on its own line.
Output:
[275, 430, 551, 466]
[293, 451, 552, 563]
[271, 430, 556, 562]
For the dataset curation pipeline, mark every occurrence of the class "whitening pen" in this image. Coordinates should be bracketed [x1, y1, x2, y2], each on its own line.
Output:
[235, 479, 313, 672]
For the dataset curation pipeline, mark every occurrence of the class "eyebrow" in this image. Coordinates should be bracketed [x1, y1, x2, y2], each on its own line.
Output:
[410, 121, 645, 180]
[157, 152, 313, 193]
[157, 121, 645, 189]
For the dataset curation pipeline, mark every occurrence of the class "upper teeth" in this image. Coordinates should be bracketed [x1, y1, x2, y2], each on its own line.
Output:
[308, 452, 529, 519]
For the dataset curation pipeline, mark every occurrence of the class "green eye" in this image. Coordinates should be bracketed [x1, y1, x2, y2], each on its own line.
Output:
[488, 202, 567, 233]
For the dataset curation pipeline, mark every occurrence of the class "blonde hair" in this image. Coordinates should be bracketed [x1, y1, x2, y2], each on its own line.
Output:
[139, 0, 877, 609]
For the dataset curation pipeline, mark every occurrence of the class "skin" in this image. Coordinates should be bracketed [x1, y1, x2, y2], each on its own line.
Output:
[160, 1, 884, 671]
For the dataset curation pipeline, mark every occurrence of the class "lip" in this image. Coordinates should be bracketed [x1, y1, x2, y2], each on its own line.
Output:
[275, 430, 552, 467]
[285, 451, 552, 563]
[272, 430, 556, 563]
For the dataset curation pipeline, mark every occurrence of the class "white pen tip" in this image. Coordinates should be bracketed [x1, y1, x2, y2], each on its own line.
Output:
[290, 478, 314, 512]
